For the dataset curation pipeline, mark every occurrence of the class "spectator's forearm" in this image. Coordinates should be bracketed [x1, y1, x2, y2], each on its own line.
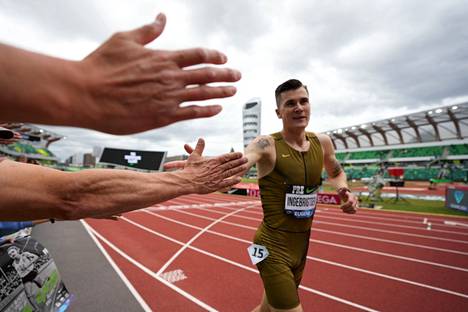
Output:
[0, 160, 194, 220]
[0, 43, 85, 126]
[58, 169, 194, 219]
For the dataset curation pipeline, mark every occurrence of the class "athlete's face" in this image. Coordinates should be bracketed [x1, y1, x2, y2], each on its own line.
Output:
[276, 87, 310, 129]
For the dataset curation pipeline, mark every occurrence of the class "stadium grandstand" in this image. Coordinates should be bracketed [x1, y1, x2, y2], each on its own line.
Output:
[324, 102, 468, 182]
[0, 123, 62, 165]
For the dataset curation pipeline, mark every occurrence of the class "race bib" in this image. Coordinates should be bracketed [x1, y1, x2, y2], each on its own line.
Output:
[284, 185, 318, 218]
[247, 244, 269, 265]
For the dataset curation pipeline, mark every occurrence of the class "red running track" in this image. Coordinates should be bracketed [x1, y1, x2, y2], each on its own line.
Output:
[84, 193, 468, 311]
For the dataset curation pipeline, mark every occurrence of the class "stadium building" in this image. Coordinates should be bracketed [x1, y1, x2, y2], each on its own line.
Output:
[242, 98, 261, 148]
[324, 102, 468, 182]
[242, 98, 261, 177]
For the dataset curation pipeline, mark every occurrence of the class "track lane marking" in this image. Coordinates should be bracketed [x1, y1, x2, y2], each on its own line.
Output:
[233, 206, 468, 238]
[141, 210, 468, 298]
[81, 220, 152, 312]
[206, 205, 468, 244]
[155, 205, 251, 276]
[172, 209, 468, 271]
[122, 213, 379, 312]
[85, 221, 218, 312]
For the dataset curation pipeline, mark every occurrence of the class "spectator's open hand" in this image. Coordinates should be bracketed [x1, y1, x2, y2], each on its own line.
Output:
[80, 13, 241, 134]
[179, 138, 247, 193]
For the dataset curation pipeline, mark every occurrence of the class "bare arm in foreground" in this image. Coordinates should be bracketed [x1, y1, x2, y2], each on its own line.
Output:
[0, 13, 241, 134]
[0, 139, 247, 220]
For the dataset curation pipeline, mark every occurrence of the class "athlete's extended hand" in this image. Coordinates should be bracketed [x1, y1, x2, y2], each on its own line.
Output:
[78, 13, 241, 134]
[339, 190, 358, 214]
[178, 138, 247, 193]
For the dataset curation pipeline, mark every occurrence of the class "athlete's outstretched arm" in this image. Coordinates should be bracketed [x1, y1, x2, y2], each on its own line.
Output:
[0, 13, 241, 134]
[0, 139, 247, 220]
[318, 134, 358, 213]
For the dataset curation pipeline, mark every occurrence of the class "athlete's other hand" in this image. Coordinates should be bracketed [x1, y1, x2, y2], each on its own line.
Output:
[78, 13, 241, 134]
[179, 138, 247, 193]
[339, 190, 358, 214]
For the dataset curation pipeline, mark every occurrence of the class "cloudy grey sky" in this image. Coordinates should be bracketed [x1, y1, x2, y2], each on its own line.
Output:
[1, 0, 467, 160]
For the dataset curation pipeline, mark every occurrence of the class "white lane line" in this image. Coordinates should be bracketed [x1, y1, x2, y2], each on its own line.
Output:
[216, 205, 468, 244]
[86, 221, 217, 312]
[140, 211, 468, 299]
[224, 206, 468, 237]
[314, 220, 468, 244]
[81, 221, 152, 312]
[173, 209, 468, 271]
[310, 257, 468, 299]
[444, 221, 468, 228]
[155, 205, 251, 276]
[123, 214, 378, 312]
[189, 206, 468, 255]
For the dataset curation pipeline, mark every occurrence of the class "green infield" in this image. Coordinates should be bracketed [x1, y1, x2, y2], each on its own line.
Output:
[357, 197, 468, 217]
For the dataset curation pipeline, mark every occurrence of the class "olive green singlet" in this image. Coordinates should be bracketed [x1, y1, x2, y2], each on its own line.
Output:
[259, 131, 323, 232]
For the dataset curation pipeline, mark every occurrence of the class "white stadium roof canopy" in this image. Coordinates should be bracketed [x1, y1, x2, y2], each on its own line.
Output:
[324, 102, 468, 151]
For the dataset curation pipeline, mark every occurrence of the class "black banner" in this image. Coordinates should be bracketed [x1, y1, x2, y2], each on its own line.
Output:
[99, 147, 166, 171]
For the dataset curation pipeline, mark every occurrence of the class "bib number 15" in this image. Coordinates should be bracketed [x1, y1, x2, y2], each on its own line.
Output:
[247, 244, 269, 265]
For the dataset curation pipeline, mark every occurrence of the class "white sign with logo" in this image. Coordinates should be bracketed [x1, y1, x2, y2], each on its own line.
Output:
[124, 152, 141, 165]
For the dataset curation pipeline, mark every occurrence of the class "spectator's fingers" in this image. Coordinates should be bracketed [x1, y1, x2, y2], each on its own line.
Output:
[163, 160, 186, 170]
[179, 67, 241, 85]
[120, 13, 166, 45]
[184, 144, 194, 154]
[217, 156, 248, 173]
[172, 105, 222, 122]
[217, 176, 243, 190]
[163, 48, 227, 68]
[214, 152, 244, 166]
[172, 85, 237, 102]
[191, 138, 205, 157]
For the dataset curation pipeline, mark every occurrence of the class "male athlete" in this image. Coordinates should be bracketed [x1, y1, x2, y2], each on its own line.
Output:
[165, 79, 358, 311]
[245, 79, 358, 312]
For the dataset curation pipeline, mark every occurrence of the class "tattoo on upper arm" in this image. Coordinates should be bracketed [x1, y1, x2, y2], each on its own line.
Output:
[256, 138, 270, 150]
[330, 159, 343, 178]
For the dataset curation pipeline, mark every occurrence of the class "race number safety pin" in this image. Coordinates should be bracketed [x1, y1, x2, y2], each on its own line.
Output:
[247, 244, 269, 265]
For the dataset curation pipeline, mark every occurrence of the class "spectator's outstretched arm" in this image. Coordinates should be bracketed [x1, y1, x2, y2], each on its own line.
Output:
[0, 13, 241, 134]
[0, 139, 247, 220]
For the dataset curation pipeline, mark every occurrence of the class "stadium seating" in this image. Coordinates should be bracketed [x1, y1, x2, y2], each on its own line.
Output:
[391, 146, 443, 158]
[6, 142, 55, 157]
[449, 144, 468, 156]
[347, 150, 387, 160]
[335, 152, 347, 161]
